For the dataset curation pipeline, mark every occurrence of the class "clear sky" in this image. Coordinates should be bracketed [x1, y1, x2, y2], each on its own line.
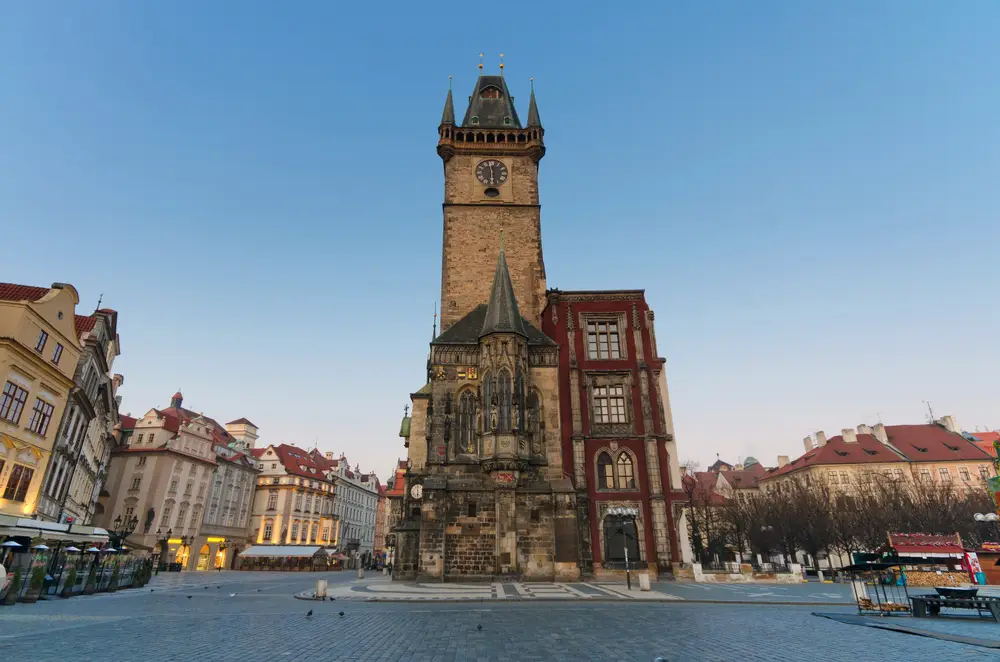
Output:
[3, 2, 998, 478]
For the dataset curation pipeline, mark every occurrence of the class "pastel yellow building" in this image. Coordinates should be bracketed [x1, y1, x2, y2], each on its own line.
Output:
[0, 283, 83, 518]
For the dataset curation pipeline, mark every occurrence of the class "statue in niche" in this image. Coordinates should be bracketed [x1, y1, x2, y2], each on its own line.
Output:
[512, 402, 521, 430]
[490, 401, 499, 431]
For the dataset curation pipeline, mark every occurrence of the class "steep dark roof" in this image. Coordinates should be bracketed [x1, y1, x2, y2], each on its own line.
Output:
[433, 305, 555, 347]
[461, 75, 521, 128]
[526, 88, 541, 127]
[440, 88, 455, 126]
[480, 246, 527, 338]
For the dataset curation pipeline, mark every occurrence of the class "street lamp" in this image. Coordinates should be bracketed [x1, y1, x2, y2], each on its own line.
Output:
[155, 528, 172, 574]
[974, 513, 1000, 543]
[606, 506, 640, 590]
[108, 514, 139, 551]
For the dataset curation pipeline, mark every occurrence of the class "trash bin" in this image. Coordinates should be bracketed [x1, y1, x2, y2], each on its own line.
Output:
[639, 573, 651, 591]
[316, 579, 328, 599]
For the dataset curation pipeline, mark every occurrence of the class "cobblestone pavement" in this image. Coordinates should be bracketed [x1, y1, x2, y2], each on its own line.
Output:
[1, 573, 997, 660]
[333, 579, 683, 601]
[651, 581, 855, 603]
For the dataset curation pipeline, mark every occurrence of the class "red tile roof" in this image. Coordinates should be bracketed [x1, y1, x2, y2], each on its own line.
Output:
[969, 432, 999, 458]
[249, 448, 266, 458]
[683, 472, 728, 505]
[763, 423, 994, 480]
[119, 415, 137, 431]
[74, 314, 98, 337]
[0, 283, 49, 302]
[271, 444, 334, 482]
[719, 465, 766, 490]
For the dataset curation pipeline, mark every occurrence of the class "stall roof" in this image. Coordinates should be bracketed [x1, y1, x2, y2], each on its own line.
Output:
[0, 515, 109, 544]
[881, 532, 965, 556]
[238, 545, 327, 558]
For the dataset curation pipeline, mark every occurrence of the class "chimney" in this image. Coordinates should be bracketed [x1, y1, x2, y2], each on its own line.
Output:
[734, 463, 744, 471]
[842, 428, 857, 443]
[857, 423, 873, 435]
[777, 455, 789, 468]
[816, 431, 827, 447]
[873, 423, 888, 444]
[803, 436, 814, 452]
[938, 415, 960, 434]
[325, 452, 334, 460]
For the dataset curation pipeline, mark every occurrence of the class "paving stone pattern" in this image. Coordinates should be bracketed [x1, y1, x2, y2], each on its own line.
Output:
[0, 571, 996, 660]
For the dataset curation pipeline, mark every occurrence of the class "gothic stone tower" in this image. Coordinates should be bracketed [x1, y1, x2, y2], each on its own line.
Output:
[437, 74, 547, 331]
[394, 74, 579, 582]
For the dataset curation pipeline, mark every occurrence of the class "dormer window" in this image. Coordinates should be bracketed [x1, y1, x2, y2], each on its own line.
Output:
[470, 116, 480, 125]
[503, 117, 512, 126]
[480, 86, 502, 99]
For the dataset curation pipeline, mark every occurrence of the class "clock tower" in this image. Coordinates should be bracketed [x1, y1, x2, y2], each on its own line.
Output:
[437, 72, 546, 332]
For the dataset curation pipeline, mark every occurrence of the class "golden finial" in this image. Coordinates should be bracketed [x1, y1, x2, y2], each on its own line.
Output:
[499, 53, 504, 76]
[478, 52, 484, 72]
[448, 75, 452, 90]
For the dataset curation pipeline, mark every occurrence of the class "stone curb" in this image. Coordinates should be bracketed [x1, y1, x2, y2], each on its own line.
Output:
[300, 594, 852, 607]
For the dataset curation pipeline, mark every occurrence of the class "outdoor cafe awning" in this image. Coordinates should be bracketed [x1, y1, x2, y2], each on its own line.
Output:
[238, 545, 328, 559]
[0, 514, 109, 544]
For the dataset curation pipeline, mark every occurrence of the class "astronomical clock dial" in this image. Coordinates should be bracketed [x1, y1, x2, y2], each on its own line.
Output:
[409, 483, 423, 500]
[475, 159, 508, 186]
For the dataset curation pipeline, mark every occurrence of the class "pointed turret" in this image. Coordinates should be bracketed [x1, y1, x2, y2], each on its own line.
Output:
[462, 75, 521, 128]
[440, 87, 455, 126]
[526, 86, 541, 128]
[480, 237, 527, 338]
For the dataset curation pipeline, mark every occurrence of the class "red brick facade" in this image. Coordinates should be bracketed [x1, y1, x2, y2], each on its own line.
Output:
[542, 291, 682, 576]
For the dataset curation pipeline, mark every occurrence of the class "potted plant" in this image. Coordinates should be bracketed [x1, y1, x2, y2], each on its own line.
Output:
[1, 567, 21, 606]
[20, 566, 45, 603]
[108, 562, 120, 593]
[61, 565, 78, 598]
[82, 560, 98, 595]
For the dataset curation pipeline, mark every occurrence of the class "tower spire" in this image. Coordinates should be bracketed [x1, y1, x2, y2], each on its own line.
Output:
[527, 78, 541, 128]
[440, 78, 455, 126]
[480, 235, 527, 338]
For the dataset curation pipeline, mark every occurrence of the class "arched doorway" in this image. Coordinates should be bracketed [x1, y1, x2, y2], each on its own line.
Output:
[196, 544, 211, 571]
[214, 545, 227, 570]
[175, 544, 191, 568]
[603, 515, 640, 568]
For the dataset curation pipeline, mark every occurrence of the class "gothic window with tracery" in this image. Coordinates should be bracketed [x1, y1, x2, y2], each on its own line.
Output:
[498, 369, 512, 431]
[597, 452, 614, 490]
[617, 453, 636, 489]
[459, 390, 475, 452]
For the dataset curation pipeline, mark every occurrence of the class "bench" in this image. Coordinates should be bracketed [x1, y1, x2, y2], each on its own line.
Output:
[909, 594, 1000, 622]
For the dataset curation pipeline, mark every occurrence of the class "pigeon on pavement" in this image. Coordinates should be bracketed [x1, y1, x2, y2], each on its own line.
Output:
[306, 609, 313, 619]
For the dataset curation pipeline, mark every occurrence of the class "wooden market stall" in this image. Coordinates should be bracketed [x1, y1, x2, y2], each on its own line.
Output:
[875, 533, 970, 587]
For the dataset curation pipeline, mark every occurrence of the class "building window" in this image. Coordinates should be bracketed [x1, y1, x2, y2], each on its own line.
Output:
[593, 385, 627, 424]
[597, 452, 614, 490]
[294, 492, 302, 511]
[136, 456, 147, 467]
[135, 433, 144, 444]
[51, 343, 64, 365]
[160, 505, 172, 528]
[176, 504, 188, 528]
[35, 330, 48, 352]
[981, 466, 991, 480]
[458, 390, 475, 453]
[938, 467, 951, 482]
[467, 502, 477, 517]
[919, 469, 932, 482]
[0, 382, 29, 424]
[497, 369, 512, 431]
[271, 463, 277, 469]
[892, 468, 904, 480]
[587, 320, 621, 359]
[471, 116, 479, 125]
[829, 471, 840, 485]
[291, 522, 299, 541]
[603, 513, 640, 565]
[267, 491, 278, 510]
[169, 479, 178, 492]
[125, 505, 135, 517]
[2, 464, 34, 502]
[959, 467, 971, 482]
[616, 453, 636, 489]
[27, 398, 54, 436]
[130, 475, 141, 489]
[263, 520, 273, 540]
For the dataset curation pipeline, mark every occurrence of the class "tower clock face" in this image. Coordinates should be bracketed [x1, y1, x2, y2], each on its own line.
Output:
[476, 160, 508, 186]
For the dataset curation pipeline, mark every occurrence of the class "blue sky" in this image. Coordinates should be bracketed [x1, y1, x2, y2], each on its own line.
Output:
[3, 2, 998, 477]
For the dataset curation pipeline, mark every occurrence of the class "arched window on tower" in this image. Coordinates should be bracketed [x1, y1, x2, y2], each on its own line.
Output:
[617, 453, 636, 489]
[459, 390, 475, 453]
[498, 369, 512, 431]
[597, 452, 614, 490]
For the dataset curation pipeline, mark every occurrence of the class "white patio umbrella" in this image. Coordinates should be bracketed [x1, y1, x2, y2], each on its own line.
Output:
[65, 546, 81, 553]
[84, 547, 101, 553]
[31, 544, 50, 551]
[1, 541, 21, 548]
[101, 547, 117, 553]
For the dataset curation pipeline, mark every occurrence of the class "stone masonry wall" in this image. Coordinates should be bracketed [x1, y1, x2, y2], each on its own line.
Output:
[444, 490, 497, 580]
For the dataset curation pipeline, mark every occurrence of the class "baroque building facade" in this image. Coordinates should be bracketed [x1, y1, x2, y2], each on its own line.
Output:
[0, 283, 83, 521]
[37, 308, 122, 525]
[392, 70, 687, 581]
[98, 391, 259, 569]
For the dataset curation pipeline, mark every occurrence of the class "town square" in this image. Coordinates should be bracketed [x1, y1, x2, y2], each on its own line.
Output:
[3, 2, 1000, 660]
